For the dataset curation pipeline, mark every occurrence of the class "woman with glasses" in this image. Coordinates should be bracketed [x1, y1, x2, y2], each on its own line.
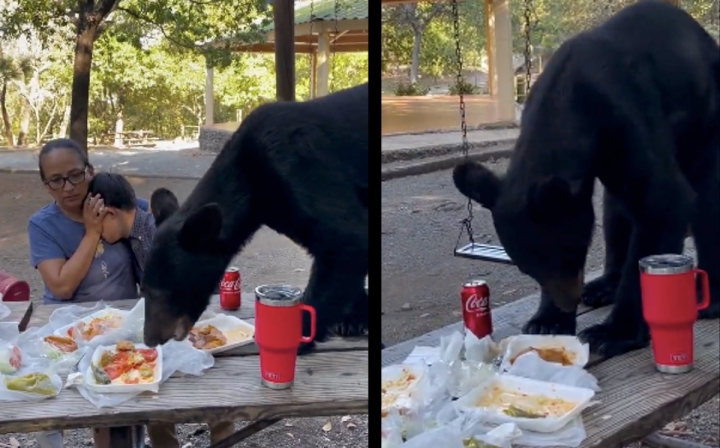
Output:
[27, 139, 154, 448]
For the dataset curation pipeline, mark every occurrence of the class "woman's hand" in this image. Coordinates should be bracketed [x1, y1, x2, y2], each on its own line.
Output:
[83, 193, 106, 238]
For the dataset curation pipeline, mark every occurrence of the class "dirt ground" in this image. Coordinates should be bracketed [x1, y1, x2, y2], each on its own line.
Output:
[381, 161, 718, 448]
[0, 172, 367, 447]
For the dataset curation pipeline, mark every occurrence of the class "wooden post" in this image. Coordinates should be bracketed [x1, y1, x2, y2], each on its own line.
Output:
[485, 0, 496, 96]
[317, 31, 330, 97]
[273, 0, 295, 101]
[310, 52, 318, 98]
[493, 0, 515, 122]
[204, 60, 214, 126]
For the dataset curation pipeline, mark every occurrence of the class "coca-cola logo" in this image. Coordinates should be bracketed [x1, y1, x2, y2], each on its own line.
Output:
[220, 279, 240, 291]
[465, 294, 489, 313]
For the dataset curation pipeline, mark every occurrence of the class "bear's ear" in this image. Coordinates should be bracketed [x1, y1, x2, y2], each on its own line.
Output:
[527, 177, 583, 220]
[150, 188, 180, 227]
[452, 161, 503, 210]
[177, 203, 223, 253]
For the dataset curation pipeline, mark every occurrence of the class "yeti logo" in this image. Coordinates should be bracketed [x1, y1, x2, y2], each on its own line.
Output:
[265, 372, 280, 380]
[671, 353, 689, 363]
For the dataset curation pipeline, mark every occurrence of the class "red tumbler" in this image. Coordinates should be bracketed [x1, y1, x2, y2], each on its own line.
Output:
[639, 254, 710, 374]
[254, 285, 316, 389]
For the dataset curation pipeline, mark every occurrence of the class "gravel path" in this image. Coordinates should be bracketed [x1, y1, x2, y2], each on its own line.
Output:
[381, 159, 716, 447]
[0, 172, 366, 448]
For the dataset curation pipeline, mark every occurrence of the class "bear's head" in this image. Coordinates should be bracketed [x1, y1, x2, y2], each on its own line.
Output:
[143, 189, 233, 347]
[453, 161, 594, 312]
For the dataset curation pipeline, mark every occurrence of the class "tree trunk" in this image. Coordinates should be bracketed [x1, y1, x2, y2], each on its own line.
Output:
[0, 81, 13, 147]
[410, 29, 422, 84]
[69, 26, 97, 154]
[17, 95, 30, 146]
[59, 100, 71, 138]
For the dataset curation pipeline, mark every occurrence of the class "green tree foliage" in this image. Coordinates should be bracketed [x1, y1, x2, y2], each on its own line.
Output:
[382, 0, 719, 84]
[0, 0, 368, 148]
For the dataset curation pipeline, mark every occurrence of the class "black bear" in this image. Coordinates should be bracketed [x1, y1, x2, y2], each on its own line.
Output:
[452, 0, 720, 358]
[141, 83, 368, 354]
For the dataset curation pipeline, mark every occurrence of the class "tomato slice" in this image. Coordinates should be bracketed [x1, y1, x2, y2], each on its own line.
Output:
[67, 327, 74, 338]
[104, 364, 124, 380]
[136, 348, 158, 363]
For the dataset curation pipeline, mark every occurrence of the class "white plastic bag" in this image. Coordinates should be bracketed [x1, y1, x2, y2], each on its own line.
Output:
[506, 351, 601, 391]
[0, 303, 9, 321]
[428, 331, 497, 399]
[71, 338, 214, 408]
[16, 322, 88, 375]
[0, 322, 22, 374]
[0, 358, 63, 402]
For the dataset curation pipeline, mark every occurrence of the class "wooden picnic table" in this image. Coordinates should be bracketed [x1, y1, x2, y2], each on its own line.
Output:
[2, 294, 368, 448]
[382, 292, 719, 448]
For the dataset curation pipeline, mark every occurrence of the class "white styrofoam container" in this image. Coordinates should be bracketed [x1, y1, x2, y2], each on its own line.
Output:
[54, 308, 130, 341]
[500, 335, 590, 372]
[381, 363, 428, 416]
[84, 343, 163, 394]
[455, 374, 596, 433]
[190, 315, 255, 354]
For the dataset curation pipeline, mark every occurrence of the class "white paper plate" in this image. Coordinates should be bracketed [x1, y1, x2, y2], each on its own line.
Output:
[84, 343, 163, 394]
[500, 335, 590, 372]
[455, 374, 596, 433]
[190, 315, 255, 354]
[54, 308, 130, 342]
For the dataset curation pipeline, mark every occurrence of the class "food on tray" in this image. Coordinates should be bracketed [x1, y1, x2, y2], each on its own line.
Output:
[0, 346, 22, 374]
[4, 372, 57, 396]
[510, 346, 574, 366]
[68, 312, 124, 341]
[476, 385, 577, 418]
[463, 438, 500, 448]
[44, 335, 78, 353]
[381, 367, 418, 418]
[189, 325, 228, 350]
[92, 341, 159, 386]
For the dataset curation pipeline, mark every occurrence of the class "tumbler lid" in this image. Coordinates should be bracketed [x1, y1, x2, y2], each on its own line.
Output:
[255, 284, 303, 307]
[639, 254, 694, 275]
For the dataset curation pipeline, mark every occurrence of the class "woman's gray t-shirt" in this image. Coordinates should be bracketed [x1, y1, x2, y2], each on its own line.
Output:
[27, 199, 149, 305]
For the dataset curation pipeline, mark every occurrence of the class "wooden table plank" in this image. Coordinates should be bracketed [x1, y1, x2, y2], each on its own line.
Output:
[27, 295, 368, 354]
[0, 350, 369, 434]
[2, 301, 33, 332]
[382, 292, 718, 448]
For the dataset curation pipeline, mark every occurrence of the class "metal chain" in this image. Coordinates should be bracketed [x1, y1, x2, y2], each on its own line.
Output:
[522, 0, 533, 100]
[309, 0, 315, 94]
[451, 0, 474, 246]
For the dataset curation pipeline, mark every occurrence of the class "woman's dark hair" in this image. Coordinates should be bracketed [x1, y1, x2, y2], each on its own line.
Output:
[88, 172, 138, 211]
[38, 138, 91, 179]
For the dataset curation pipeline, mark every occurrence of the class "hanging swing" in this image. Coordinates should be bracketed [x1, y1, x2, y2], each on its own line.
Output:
[452, 0, 534, 265]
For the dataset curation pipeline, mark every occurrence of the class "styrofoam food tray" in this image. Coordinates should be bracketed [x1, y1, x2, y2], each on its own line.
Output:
[190, 314, 255, 354]
[54, 308, 130, 341]
[455, 374, 596, 433]
[381, 362, 427, 417]
[84, 343, 163, 394]
[500, 335, 590, 372]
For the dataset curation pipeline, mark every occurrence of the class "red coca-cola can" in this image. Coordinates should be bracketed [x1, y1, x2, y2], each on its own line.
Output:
[461, 280, 493, 338]
[219, 267, 242, 310]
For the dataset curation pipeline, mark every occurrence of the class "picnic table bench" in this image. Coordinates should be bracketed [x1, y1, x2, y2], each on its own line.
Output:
[113, 130, 159, 148]
[382, 289, 718, 448]
[1, 294, 368, 448]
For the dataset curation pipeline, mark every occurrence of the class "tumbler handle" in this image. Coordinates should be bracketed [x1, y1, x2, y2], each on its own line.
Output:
[694, 268, 710, 311]
[300, 304, 316, 343]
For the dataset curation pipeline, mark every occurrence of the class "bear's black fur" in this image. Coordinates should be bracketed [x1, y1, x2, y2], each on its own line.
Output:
[452, 0, 720, 358]
[141, 83, 368, 354]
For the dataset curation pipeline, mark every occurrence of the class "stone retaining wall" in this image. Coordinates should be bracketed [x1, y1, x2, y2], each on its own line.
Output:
[198, 125, 234, 153]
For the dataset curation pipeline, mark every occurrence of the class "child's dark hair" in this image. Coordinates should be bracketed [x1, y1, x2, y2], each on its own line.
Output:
[38, 138, 92, 179]
[88, 172, 137, 211]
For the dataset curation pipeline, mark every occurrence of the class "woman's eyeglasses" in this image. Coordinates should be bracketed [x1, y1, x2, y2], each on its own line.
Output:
[44, 169, 87, 190]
